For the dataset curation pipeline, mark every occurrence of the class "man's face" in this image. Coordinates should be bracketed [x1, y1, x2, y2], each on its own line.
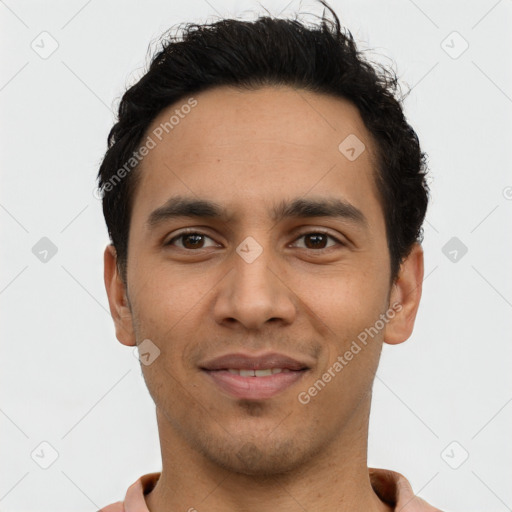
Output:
[108, 85, 412, 474]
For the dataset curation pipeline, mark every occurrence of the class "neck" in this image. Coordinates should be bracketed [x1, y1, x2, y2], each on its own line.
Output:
[145, 397, 392, 512]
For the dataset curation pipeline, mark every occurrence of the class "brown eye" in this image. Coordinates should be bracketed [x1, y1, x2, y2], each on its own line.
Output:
[291, 231, 342, 250]
[181, 234, 205, 249]
[304, 233, 328, 249]
[166, 232, 217, 249]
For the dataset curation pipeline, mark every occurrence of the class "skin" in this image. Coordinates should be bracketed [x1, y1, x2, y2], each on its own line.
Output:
[104, 85, 424, 511]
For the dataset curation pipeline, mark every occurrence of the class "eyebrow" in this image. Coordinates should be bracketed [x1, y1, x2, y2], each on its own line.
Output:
[147, 195, 368, 229]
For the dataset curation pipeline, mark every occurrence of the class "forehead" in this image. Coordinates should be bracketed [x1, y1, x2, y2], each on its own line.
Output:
[131, 85, 382, 226]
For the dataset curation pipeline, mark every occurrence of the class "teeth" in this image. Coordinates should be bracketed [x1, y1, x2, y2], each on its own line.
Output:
[255, 369, 272, 377]
[225, 368, 289, 376]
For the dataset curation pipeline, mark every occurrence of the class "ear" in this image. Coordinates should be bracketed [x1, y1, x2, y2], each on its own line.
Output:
[103, 244, 136, 346]
[384, 243, 424, 345]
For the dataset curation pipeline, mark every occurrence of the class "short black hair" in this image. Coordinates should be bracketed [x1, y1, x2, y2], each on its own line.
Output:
[97, 0, 429, 284]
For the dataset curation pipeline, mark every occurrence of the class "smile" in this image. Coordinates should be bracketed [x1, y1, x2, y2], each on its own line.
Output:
[226, 368, 291, 376]
[202, 368, 308, 400]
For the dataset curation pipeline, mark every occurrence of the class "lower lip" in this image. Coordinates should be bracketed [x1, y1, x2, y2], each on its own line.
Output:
[203, 370, 307, 400]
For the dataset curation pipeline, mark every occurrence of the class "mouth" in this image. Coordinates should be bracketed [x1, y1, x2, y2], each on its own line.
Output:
[199, 352, 312, 400]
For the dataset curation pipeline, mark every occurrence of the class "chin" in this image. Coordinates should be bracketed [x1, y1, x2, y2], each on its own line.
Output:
[198, 435, 311, 477]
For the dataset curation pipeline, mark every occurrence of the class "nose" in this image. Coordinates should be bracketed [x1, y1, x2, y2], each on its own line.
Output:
[213, 242, 297, 330]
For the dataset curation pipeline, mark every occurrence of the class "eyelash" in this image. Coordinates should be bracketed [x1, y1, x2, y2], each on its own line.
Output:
[165, 229, 344, 250]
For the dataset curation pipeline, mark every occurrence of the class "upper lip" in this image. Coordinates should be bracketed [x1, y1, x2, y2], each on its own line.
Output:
[199, 352, 312, 371]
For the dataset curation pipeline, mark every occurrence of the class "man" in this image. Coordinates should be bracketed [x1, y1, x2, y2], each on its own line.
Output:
[98, 1, 443, 510]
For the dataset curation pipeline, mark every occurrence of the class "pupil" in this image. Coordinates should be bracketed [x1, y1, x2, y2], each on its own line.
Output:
[184, 234, 203, 248]
[306, 234, 326, 249]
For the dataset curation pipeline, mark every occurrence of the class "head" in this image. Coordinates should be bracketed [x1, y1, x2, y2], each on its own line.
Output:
[100, 2, 428, 476]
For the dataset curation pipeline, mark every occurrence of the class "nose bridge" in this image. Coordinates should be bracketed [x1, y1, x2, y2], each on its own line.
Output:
[214, 234, 296, 329]
[234, 239, 274, 292]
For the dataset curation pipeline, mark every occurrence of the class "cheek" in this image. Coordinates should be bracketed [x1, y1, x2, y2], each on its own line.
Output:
[294, 265, 390, 387]
[129, 275, 198, 411]
[298, 260, 388, 327]
[131, 263, 206, 324]
[128, 270, 203, 372]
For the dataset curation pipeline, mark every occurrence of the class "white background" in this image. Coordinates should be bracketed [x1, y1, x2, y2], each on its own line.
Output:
[1, 0, 511, 510]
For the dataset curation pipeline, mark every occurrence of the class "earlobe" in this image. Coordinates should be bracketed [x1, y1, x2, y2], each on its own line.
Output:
[103, 244, 136, 346]
[384, 243, 424, 345]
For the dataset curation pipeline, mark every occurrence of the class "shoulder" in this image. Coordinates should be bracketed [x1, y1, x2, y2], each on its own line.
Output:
[369, 467, 443, 511]
[97, 472, 160, 512]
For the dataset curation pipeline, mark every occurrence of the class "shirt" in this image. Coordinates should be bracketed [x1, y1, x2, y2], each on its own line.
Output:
[98, 467, 443, 511]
